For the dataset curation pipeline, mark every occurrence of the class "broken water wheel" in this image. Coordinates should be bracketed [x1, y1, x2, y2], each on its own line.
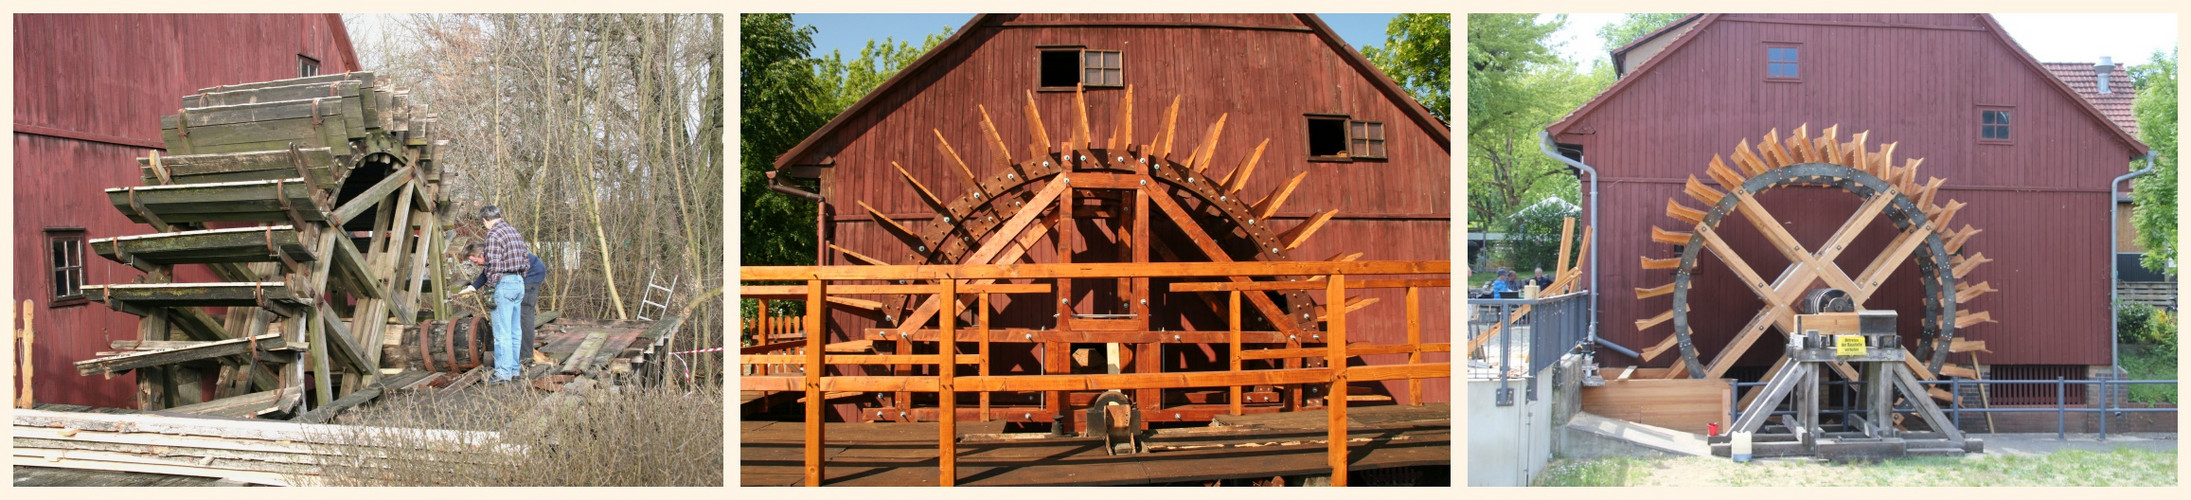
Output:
[1634, 125, 1995, 389]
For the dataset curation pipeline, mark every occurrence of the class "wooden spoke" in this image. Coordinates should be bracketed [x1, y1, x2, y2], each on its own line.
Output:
[1696, 225, 1778, 305]
[1914, 177, 1945, 209]
[1944, 224, 1980, 253]
[894, 162, 951, 218]
[1954, 310, 1994, 329]
[1190, 113, 1229, 172]
[1847, 131, 1870, 171]
[1955, 281, 1996, 303]
[1220, 138, 1269, 193]
[831, 244, 890, 266]
[1640, 256, 1679, 270]
[932, 130, 983, 191]
[1278, 210, 1336, 251]
[1949, 338, 1988, 353]
[1107, 85, 1133, 150]
[1952, 253, 1991, 279]
[1816, 125, 1840, 164]
[1252, 171, 1307, 220]
[1634, 282, 1673, 299]
[1683, 175, 1724, 206]
[1939, 364, 1979, 379]
[1639, 333, 1680, 361]
[858, 201, 926, 255]
[1316, 296, 1377, 322]
[1731, 139, 1768, 177]
[1872, 142, 1899, 177]
[976, 105, 1017, 176]
[1327, 252, 1365, 262]
[1154, 95, 1181, 160]
[1706, 155, 1746, 188]
[1650, 226, 1692, 246]
[1022, 90, 1053, 161]
[1788, 124, 1815, 163]
[1759, 129, 1793, 168]
[1635, 310, 1673, 330]
[1072, 85, 1093, 149]
[1727, 190, 1862, 293]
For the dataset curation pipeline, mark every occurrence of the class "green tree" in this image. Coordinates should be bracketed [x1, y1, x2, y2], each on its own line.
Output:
[739, 14, 827, 267]
[1363, 13, 1451, 121]
[1466, 14, 1609, 238]
[1597, 13, 1689, 53]
[2131, 49, 2177, 275]
[815, 29, 951, 116]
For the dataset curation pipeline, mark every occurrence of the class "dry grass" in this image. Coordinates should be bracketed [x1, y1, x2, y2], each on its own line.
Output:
[300, 382, 723, 486]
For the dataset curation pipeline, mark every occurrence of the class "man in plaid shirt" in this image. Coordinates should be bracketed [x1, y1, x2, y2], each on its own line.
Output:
[480, 205, 532, 383]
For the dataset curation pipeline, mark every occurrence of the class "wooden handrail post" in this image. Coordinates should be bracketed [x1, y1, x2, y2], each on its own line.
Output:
[1326, 274, 1348, 487]
[978, 292, 992, 422]
[1229, 290, 1243, 416]
[804, 279, 827, 487]
[939, 279, 958, 487]
[1407, 286, 1422, 406]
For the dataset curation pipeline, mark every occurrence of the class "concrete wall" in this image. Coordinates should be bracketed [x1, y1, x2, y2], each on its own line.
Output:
[1467, 355, 1580, 486]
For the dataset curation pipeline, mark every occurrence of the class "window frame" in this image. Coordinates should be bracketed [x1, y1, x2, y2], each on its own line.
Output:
[46, 228, 88, 307]
[1037, 46, 1123, 92]
[1978, 105, 2014, 145]
[1305, 114, 1353, 162]
[298, 54, 320, 78]
[1764, 42, 1801, 82]
[1349, 119, 1387, 160]
[1304, 114, 1388, 162]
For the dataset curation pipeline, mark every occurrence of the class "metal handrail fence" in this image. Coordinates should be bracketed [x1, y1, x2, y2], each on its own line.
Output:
[1725, 377, 2179, 441]
[1466, 291, 1591, 406]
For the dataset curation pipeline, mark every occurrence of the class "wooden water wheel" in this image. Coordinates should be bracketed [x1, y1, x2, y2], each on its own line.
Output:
[838, 86, 1363, 422]
[1633, 125, 1994, 398]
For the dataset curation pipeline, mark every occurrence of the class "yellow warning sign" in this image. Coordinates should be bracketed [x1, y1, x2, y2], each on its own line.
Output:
[1835, 335, 1868, 356]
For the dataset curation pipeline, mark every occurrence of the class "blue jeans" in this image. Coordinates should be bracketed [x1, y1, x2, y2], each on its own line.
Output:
[492, 274, 526, 381]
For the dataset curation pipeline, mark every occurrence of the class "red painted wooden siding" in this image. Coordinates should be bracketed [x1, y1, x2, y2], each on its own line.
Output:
[791, 14, 1451, 404]
[1549, 14, 2141, 368]
[12, 14, 358, 408]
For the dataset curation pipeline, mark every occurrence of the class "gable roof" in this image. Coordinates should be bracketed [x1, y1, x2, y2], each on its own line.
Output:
[1548, 13, 2147, 156]
[773, 13, 1450, 170]
[1608, 14, 1701, 76]
[2043, 62, 2139, 136]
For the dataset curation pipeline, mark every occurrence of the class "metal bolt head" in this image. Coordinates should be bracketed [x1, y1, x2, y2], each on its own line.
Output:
[1024, 413, 1033, 420]
[1043, 161, 1051, 167]
[918, 246, 927, 252]
[1140, 179, 1147, 186]
[1173, 334, 1181, 342]
[1139, 299, 1148, 305]
[1009, 173, 1017, 180]
[1175, 413, 1182, 420]
[1078, 155, 1087, 162]
[1024, 333, 1033, 341]
[1116, 156, 1125, 162]
[1062, 298, 1070, 304]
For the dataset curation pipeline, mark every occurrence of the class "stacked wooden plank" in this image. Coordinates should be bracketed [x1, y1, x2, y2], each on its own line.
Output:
[13, 409, 507, 486]
[76, 72, 450, 420]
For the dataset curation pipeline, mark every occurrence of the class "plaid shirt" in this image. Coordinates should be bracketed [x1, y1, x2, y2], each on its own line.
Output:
[483, 220, 531, 276]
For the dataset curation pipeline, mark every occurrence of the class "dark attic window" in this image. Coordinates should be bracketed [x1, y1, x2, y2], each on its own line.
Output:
[299, 55, 320, 77]
[1040, 48, 1083, 88]
[1307, 116, 1350, 159]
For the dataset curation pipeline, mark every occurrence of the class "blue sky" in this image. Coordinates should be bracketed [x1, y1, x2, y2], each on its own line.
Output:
[795, 14, 1403, 60]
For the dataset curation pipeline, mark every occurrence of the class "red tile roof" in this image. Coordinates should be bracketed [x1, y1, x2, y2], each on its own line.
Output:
[2043, 62, 2138, 137]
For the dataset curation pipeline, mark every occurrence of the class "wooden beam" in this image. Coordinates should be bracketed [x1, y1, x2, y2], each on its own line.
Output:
[933, 129, 983, 191]
[740, 259, 1449, 282]
[329, 167, 414, 223]
[1251, 171, 1307, 221]
[75, 334, 286, 376]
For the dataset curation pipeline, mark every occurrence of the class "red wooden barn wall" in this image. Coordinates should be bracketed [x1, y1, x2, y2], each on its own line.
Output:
[1548, 14, 2143, 370]
[784, 14, 1452, 405]
[12, 14, 359, 408]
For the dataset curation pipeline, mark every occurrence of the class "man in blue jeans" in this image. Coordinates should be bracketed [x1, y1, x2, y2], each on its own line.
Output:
[465, 242, 546, 366]
[477, 205, 532, 383]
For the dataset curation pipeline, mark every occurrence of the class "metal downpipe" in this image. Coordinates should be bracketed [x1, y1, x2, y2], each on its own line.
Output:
[1538, 131, 1600, 346]
[2108, 151, 2158, 379]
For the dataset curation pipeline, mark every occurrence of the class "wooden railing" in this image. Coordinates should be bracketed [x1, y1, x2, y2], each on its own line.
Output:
[739, 260, 1451, 486]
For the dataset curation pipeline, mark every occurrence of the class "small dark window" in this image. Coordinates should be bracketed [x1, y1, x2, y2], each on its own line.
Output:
[1040, 49, 1080, 88]
[1980, 108, 2012, 143]
[1766, 45, 1799, 80]
[1307, 117, 1349, 158]
[1349, 121, 1386, 159]
[299, 55, 320, 77]
[47, 229, 87, 306]
[1083, 50, 1122, 87]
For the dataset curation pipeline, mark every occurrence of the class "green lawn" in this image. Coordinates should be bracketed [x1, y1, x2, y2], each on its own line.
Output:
[1534, 448, 2178, 487]
[2122, 344, 2178, 404]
